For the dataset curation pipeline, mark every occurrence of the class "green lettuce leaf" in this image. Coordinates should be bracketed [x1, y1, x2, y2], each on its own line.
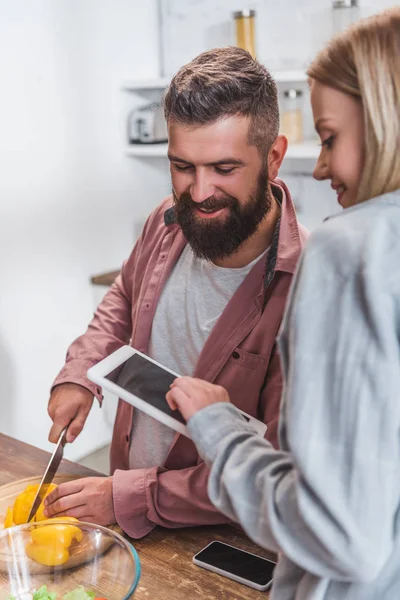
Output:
[33, 586, 57, 600]
[62, 587, 95, 600]
[6, 585, 97, 600]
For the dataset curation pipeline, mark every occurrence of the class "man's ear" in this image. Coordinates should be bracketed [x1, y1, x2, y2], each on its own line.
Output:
[267, 135, 288, 181]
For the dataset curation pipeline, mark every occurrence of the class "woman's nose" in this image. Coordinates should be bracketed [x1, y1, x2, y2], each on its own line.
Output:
[313, 151, 330, 181]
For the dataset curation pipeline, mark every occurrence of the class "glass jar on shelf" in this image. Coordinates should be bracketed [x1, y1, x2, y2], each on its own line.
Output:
[280, 89, 304, 144]
[233, 10, 256, 58]
[332, 0, 360, 35]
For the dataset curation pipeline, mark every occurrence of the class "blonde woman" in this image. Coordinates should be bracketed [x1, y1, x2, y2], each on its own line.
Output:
[167, 7, 400, 600]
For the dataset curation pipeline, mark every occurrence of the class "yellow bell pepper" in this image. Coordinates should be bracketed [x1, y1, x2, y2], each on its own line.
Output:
[25, 541, 70, 566]
[31, 522, 83, 546]
[2, 483, 83, 567]
[2, 480, 83, 567]
[26, 518, 83, 567]
[4, 506, 14, 529]
[5, 482, 58, 526]
[13, 490, 37, 525]
[25, 484, 40, 493]
[34, 484, 58, 522]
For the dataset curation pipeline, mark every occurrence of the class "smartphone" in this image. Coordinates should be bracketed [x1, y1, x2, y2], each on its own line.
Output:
[193, 540, 276, 592]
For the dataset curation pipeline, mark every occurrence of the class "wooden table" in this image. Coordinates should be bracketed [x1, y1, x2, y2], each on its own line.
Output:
[0, 433, 275, 599]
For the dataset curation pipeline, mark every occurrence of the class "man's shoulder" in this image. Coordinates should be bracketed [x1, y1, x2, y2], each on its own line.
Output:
[273, 177, 309, 273]
[140, 195, 177, 239]
[297, 221, 310, 247]
[148, 195, 175, 226]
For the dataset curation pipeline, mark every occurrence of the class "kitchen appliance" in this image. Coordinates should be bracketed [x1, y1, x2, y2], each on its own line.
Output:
[128, 102, 168, 144]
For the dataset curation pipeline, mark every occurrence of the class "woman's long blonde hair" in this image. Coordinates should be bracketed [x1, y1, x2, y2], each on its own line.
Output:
[307, 7, 400, 204]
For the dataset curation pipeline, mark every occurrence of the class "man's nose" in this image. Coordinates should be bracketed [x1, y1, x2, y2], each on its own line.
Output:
[190, 172, 216, 203]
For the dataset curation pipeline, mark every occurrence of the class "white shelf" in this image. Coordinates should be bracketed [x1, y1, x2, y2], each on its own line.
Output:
[122, 77, 170, 91]
[125, 141, 319, 160]
[122, 70, 307, 92]
[126, 143, 168, 157]
[272, 69, 308, 83]
[285, 141, 319, 160]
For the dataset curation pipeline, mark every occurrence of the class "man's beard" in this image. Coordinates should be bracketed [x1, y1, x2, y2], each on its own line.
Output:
[173, 168, 272, 262]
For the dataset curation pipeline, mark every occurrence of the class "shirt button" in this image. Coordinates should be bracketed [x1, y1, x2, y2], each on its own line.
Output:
[125, 435, 130, 443]
[232, 351, 240, 359]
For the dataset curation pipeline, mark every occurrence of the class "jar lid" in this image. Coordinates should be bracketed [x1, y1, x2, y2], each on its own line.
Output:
[332, 0, 358, 8]
[233, 10, 256, 18]
[283, 89, 303, 99]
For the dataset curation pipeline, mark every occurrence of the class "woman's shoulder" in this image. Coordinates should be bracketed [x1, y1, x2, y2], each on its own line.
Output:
[304, 189, 400, 281]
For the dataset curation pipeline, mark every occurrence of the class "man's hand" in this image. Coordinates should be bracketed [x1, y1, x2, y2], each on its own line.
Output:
[166, 376, 230, 422]
[48, 383, 94, 443]
[43, 476, 115, 526]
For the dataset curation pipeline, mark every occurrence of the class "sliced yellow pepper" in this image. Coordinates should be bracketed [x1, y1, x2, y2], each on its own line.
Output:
[6, 482, 58, 525]
[26, 518, 83, 566]
[13, 490, 37, 525]
[31, 522, 83, 546]
[4, 506, 14, 529]
[25, 484, 40, 493]
[33, 502, 47, 523]
[34, 485, 58, 522]
[25, 541, 70, 566]
[3, 483, 83, 568]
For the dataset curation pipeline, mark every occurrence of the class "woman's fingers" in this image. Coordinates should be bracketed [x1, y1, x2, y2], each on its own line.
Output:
[166, 386, 192, 420]
[167, 377, 230, 421]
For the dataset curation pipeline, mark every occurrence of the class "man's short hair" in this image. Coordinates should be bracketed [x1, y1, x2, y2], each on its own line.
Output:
[164, 47, 279, 155]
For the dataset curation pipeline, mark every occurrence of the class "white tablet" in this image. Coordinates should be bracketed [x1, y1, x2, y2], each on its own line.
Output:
[87, 346, 267, 439]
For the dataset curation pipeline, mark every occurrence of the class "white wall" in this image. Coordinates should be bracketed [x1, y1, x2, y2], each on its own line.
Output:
[0, 0, 170, 460]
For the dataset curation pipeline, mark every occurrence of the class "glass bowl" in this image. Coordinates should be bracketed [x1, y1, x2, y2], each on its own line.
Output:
[0, 520, 141, 599]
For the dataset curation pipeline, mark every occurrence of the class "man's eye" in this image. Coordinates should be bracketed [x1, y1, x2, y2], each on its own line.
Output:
[215, 167, 235, 175]
[173, 164, 191, 172]
[321, 135, 335, 149]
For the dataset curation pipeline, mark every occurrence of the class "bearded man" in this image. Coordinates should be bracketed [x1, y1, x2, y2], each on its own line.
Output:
[45, 47, 308, 538]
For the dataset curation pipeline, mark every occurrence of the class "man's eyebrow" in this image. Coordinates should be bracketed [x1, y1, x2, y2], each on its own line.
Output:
[167, 154, 246, 167]
[167, 154, 192, 164]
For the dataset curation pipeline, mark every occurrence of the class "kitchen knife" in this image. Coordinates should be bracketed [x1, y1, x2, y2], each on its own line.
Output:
[26, 426, 68, 523]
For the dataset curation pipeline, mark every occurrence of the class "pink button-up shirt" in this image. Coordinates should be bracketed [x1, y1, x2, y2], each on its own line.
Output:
[53, 178, 308, 538]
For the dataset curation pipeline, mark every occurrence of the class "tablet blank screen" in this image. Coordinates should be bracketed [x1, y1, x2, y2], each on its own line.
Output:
[105, 353, 186, 424]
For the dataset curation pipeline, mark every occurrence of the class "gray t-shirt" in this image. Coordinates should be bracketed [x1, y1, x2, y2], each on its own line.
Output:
[128, 244, 266, 469]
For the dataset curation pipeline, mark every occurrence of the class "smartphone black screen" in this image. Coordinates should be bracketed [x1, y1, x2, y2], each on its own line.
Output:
[194, 541, 276, 586]
[105, 353, 186, 424]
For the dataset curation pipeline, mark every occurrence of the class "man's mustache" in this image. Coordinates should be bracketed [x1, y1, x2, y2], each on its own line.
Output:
[176, 192, 237, 212]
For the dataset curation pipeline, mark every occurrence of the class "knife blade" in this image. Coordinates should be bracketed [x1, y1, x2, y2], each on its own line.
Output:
[27, 427, 68, 523]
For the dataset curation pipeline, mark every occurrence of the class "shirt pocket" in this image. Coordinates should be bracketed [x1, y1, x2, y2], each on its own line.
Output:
[219, 347, 271, 416]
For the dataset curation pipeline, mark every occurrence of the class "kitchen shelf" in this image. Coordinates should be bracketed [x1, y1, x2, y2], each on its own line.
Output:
[286, 141, 320, 159]
[126, 143, 168, 157]
[125, 140, 319, 160]
[122, 77, 171, 91]
[122, 70, 307, 92]
[271, 69, 308, 83]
